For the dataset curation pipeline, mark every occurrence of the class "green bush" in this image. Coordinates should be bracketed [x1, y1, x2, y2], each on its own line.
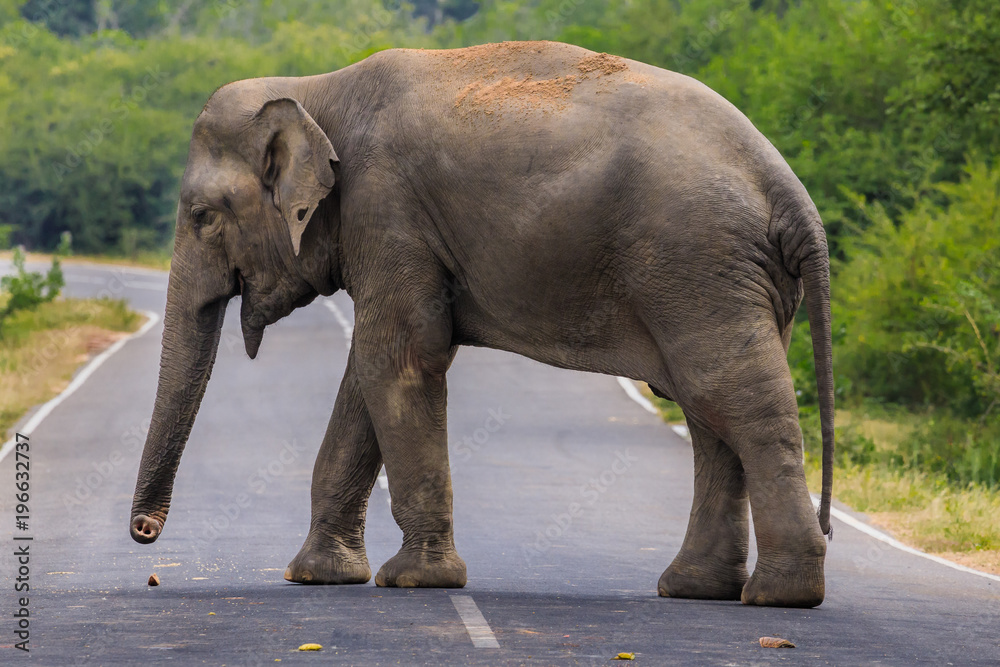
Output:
[800, 406, 1000, 490]
[0, 247, 65, 335]
[830, 161, 1000, 417]
[904, 416, 1000, 488]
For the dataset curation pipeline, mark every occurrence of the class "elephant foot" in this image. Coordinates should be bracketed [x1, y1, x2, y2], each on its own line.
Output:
[658, 556, 748, 601]
[284, 541, 371, 585]
[741, 560, 825, 608]
[374, 547, 467, 588]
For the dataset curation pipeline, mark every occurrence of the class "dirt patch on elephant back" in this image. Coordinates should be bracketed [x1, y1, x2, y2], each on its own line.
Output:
[576, 52, 628, 76]
[454, 74, 579, 113]
[622, 70, 652, 86]
[442, 42, 635, 116]
[444, 41, 549, 71]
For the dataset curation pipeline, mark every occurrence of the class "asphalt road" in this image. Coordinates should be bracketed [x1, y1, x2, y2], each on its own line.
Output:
[1, 261, 998, 665]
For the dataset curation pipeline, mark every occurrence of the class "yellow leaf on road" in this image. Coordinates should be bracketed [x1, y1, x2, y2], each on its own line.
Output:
[297, 643, 323, 651]
[613, 652, 635, 660]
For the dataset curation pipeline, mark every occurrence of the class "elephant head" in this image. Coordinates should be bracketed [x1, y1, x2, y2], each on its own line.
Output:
[130, 83, 340, 544]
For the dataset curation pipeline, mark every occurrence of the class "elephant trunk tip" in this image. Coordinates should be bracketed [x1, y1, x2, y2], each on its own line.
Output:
[130, 514, 163, 544]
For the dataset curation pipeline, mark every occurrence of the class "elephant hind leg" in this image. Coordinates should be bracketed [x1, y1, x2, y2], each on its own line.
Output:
[286, 348, 383, 585]
[659, 419, 749, 600]
[661, 323, 826, 607]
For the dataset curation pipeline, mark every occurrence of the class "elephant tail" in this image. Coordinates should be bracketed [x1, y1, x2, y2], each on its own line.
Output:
[773, 185, 835, 539]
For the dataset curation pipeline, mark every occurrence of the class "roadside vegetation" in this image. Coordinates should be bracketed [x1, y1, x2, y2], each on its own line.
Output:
[0, 246, 141, 437]
[2, 1, 998, 568]
[0, 250, 171, 272]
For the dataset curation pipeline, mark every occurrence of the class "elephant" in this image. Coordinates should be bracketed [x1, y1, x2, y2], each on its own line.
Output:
[129, 41, 835, 608]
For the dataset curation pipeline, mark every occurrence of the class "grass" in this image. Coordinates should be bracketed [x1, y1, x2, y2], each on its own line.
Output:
[0, 250, 171, 271]
[804, 456, 1000, 575]
[803, 407, 1000, 575]
[644, 383, 1000, 575]
[640, 384, 686, 422]
[0, 298, 143, 437]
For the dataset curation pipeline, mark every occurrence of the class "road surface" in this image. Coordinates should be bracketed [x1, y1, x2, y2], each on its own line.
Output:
[1, 260, 998, 665]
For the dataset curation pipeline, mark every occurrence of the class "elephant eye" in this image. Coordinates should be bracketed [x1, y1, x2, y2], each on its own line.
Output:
[189, 206, 226, 246]
[190, 207, 210, 228]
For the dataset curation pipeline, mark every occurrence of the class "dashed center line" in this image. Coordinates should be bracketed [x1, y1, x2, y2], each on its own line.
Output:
[450, 595, 500, 649]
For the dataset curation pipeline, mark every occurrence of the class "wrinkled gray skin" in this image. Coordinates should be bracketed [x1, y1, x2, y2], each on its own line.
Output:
[130, 41, 835, 608]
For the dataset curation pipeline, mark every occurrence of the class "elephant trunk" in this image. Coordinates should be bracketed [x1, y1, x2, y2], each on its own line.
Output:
[130, 263, 228, 544]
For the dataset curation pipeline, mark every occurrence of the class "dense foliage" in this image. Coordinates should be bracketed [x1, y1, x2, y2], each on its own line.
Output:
[2, 0, 998, 474]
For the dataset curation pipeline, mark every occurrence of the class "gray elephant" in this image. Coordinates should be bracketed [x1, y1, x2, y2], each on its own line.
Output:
[129, 41, 834, 608]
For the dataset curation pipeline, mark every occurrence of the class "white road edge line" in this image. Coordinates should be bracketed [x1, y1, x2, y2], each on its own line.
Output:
[0, 310, 161, 463]
[378, 470, 391, 507]
[323, 299, 353, 349]
[614, 376, 1000, 584]
[809, 495, 1000, 583]
[616, 377, 689, 439]
[68, 276, 166, 291]
[450, 595, 500, 649]
[615, 376, 657, 414]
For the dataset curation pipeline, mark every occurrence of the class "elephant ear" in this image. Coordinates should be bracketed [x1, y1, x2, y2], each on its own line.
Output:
[255, 98, 339, 255]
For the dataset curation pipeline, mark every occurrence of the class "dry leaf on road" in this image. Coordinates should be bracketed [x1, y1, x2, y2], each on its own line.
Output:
[759, 636, 795, 648]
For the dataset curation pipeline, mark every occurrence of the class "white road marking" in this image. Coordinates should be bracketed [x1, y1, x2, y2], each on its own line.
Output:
[323, 299, 353, 349]
[450, 595, 500, 649]
[0, 310, 161, 463]
[378, 471, 391, 507]
[615, 377, 658, 414]
[615, 377, 689, 440]
[67, 275, 167, 291]
[810, 495, 1000, 583]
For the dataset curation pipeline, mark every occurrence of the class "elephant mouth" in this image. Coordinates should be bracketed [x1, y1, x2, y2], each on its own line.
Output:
[237, 273, 305, 360]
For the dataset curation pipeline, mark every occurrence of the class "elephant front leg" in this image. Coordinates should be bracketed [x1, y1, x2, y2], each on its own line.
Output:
[285, 349, 383, 584]
[353, 318, 466, 588]
[659, 420, 749, 600]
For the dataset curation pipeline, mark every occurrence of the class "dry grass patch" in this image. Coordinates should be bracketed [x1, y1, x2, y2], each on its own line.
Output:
[805, 459, 1000, 575]
[0, 299, 142, 437]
